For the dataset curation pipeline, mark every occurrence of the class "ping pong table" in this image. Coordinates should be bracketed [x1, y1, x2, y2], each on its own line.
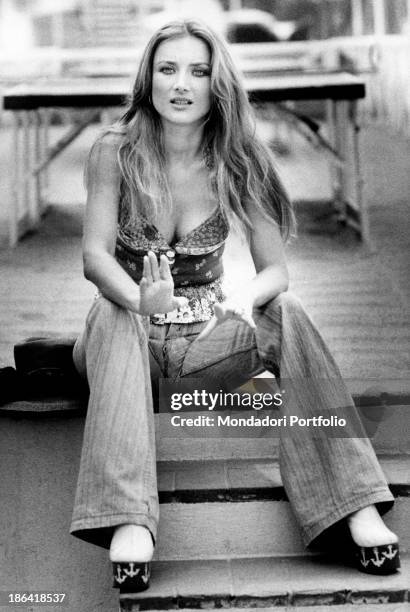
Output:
[3, 71, 367, 247]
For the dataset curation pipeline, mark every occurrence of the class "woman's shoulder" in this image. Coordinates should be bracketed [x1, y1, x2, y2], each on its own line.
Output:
[91, 127, 127, 154]
[85, 127, 127, 188]
[87, 127, 129, 172]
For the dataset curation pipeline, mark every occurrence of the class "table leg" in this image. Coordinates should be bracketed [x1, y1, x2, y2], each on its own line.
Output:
[350, 100, 372, 248]
[333, 99, 349, 222]
[22, 110, 39, 230]
[30, 110, 41, 225]
[326, 99, 342, 219]
[9, 113, 21, 247]
[326, 98, 370, 245]
[39, 108, 50, 209]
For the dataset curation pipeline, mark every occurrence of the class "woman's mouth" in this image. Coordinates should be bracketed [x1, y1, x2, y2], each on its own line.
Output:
[170, 98, 193, 106]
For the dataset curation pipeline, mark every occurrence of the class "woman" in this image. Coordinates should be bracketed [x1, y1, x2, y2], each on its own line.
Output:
[70, 19, 399, 592]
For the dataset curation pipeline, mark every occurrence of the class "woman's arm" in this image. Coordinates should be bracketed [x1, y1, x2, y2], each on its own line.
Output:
[82, 134, 142, 311]
[82, 134, 188, 315]
[197, 207, 289, 340]
[245, 204, 289, 307]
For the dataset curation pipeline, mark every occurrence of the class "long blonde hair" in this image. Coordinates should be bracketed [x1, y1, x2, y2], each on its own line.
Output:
[105, 19, 295, 240]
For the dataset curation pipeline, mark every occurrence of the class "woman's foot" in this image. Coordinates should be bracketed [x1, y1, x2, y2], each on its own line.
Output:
[347, 505, 400, 575]
[347, 505, 398, 548]
[111, 525, 154, 592]
[109, 524, 154, 563]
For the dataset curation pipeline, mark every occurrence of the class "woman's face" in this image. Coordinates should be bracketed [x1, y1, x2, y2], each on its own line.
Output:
[151, 35, 212, 128]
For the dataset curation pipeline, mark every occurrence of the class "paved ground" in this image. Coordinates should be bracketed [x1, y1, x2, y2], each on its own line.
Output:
[0, 121, 409, 392]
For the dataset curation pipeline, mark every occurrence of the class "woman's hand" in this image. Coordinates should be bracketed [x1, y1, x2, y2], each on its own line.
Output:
[196, 291, 256, 341]
[139, 251, 188, 315]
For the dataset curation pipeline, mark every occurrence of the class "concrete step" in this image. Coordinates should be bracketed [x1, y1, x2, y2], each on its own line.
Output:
[2, 396, 410, 458]
[119, 555, 410, 610]
[157, 456, 410, 494]
[155, 495, 409, 560]
[154, 456, 410, 560]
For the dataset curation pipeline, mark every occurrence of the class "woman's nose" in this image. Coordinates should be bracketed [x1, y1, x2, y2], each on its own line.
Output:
[173, 71, 189, 92]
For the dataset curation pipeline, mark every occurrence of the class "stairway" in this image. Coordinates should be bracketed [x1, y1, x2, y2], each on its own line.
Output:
[80, 0, 144, 48]
[120, 453, 410, 609]
[0, 392, 409, 611]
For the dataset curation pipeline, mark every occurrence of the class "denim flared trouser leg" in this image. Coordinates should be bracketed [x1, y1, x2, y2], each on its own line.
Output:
[70, 292, 393, 550]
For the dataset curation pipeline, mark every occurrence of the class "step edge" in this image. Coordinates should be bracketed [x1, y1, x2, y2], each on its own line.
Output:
[119, 590, 409, 609]
[118, 553, 410, 608]
[1, 392, 409, 416]
[119, 555, 410, 608]
[157, 483, 410, 503]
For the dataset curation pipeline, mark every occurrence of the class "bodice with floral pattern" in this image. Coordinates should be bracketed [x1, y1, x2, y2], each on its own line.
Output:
[115, 201, 229, 325]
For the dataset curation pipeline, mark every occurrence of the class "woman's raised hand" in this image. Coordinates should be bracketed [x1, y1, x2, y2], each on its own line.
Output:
[196, 292, 256, 341]
[139, 251, 188, 315]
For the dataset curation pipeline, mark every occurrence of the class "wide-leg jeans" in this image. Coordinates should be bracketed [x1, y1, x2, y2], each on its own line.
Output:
[70, 292, 393, 550]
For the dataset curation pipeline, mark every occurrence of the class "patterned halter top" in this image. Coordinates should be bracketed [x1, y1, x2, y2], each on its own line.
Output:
[115, 191, 230, 325]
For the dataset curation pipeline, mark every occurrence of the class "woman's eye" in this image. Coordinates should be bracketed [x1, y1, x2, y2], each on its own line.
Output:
[158, 66, 209, 76]
[193, 69, 209, 77]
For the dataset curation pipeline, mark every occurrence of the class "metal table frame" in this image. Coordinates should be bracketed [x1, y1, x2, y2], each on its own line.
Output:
[3, 72, 368, 247]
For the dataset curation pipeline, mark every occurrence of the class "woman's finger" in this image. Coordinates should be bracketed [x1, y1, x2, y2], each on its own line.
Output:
[196, 316, 219, 342]
[148, 251, 160, 282]
[231, 307, 256, 330]
[241, 311, 257, 330]
[143, 255, 152, 284]
[159, 254, 172, 280]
